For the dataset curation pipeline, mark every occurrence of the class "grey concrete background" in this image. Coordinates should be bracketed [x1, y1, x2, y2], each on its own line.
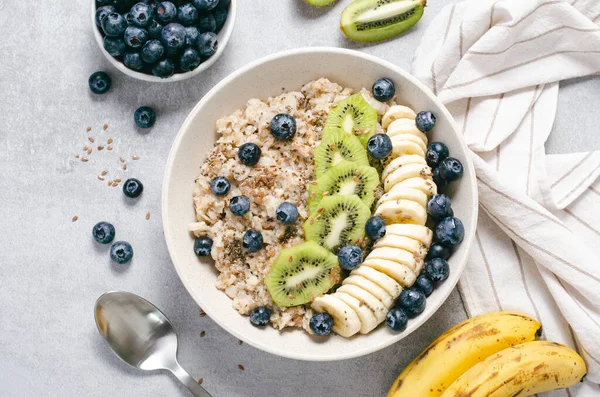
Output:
[0, 1, 598, 396]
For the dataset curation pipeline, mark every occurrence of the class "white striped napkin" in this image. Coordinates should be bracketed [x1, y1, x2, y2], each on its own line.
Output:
[412, 0, 600, 394]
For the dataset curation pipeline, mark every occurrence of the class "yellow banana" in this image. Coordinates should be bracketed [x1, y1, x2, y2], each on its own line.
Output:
[387, 312, 542, 397]
[441, 341, 586, 397]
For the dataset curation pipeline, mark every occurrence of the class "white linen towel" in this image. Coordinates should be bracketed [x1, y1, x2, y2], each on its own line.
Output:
[412, 0, 600, 395]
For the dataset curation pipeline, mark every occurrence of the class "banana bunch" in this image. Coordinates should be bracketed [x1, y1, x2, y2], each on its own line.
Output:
[387, 312, 587, 397]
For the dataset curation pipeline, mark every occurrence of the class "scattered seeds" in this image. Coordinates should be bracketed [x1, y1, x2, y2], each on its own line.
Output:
[107, 138, 113, 144]
[86, 126, 92, 132]
[108, 180, 113, 186]
[103, 123, 108, 131]
[123, 164, 127, 171]
[107, 146, 113, 151]
[237, 365, 244, 371]
[146, 212, 150, 220]
[98, 175, 105, 181]
[200, 331, 206, 337]
[72, 216, 79, 222]
[119, 157, 125, 163]
[88, 137, 95, 143]
[81, 157, 88, 162]
[238, 340, 243, 345]
[132, 155, 140, 160]
[97, 145, 104, 151]
[83, 145, 89, 151]
[197, 379, 203, 385]
[101, 170, 108, 176]
[199, 309, 206, 317]
[75, 154, 80, 159]
[87, 148, 92, 155]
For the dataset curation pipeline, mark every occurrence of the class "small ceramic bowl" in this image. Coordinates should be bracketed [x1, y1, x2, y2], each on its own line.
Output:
[162, 47, 478, 361]
[91, 0, 237, 83]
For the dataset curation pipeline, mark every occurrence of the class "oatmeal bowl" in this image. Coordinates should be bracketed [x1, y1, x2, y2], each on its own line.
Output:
[162, 47, 478, 361]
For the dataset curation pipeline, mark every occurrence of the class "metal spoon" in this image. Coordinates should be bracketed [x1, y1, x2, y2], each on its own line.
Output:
[94, 291, 211, 397]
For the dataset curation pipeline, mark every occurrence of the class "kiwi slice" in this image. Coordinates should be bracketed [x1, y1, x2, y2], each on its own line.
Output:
[341, 0, 426, 43]
[305, 0, 336, 5]
[323, 94, 378, 147]
[303, 194, 371, 253]
[308, 161, 380, 214]
[315, 130, 369, 178]
[265, 241, 340, 307]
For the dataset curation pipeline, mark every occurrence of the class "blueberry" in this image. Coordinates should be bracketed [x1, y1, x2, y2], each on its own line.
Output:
[397, 288, 426, 317]
[134, 106, 156, 128]
[439, 157, 464, 182]
[130, 2, 155, 26]
[425, 257, 450, 283]
[197, 12, 216, 32]
[365, 216, 386, 240]
[104, 36, 126, 57]
[161, 22, 186, 49]
[97, 0, 116, 5]
[95, 5, 116, 27]
[386, 307, 408, 332]
[184, 26, 201, 46]
[123, 178, 144, 198]
[243, 229, 263, 252]
[101, 12, 128, 37]
[215, 0, 230, 8]
[124, 12, 134, 24]
[123, 52, 144, 70]
[432, 167, 447, 189]
[427, 194, 453, 220]
[179, 47, 202, 71]
[114, 0, 136, 13]
[426, 141, 449, 168]
[88, 71, 111, 94]
[110, 241, 134, 264]
[249, 306, 271, 326]
[193, 0, 218, 11]
[367, 133, 392, 159]
[414, 274, 434, 296]
[310, 312, 333, 336]
[141, 39, 165, 63]
[426, 242, 451, 260]
[164, 45, 182, 58]
[155, 1, 177, 23]
[152, 58, 175, 78]
[197, 31, 218, 56]
[148, 20, 164, 38]
[337, 245, 363, 270]
[435, 217, 464, 247]
[276, 202, 299, 224]
[229, 196, 250, 216]
[213, 7, 227, 32]
[210, 176, 230, 196]
[269, 113, 296, 141]
[193, 236, 213, 256]
[177, 3, 199, 25]
[237, 143, 261, 166]
[372, 78, 395, 102]
[92, 222, 116, 244]
[124, 26, 149, 48]
[416, 111, 436, 132]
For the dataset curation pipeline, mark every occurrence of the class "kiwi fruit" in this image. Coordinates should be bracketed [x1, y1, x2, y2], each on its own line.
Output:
[265, 241, 340, 307]
[308, 161, 380, 214]
[341, 0, 426, 43]
[303, 194, 371, 253]
[315, 130, 369, 178]
[323, 93, 378, 147]
[305, 0, 336, 5]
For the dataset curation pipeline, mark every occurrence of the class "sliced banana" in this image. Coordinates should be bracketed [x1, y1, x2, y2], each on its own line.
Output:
[336, 284, 387, 324]
[375, 199, 428, 225]
[342, 275, 395, 308]
[367, 247, 424, 274]
[351, 266, 402, 299]
[391, 138, 425, 158]
[377, 186, 428, 208]
[334, 292, 379, 334]
[384, 164, 432, 192]
[382, 105, 417, 129]
[363, 258, 417, 287]
[373, 234, 428, 258]
[390, 134, 427, 153]
[385, 224, 433, 247]
[382, 154, 427, 182]
[390, 177, 437, 197]
[386, 119, 428, 146]
[311, 294, 361, 338]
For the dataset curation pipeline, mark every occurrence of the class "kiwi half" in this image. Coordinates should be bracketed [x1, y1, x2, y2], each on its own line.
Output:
[303, 194, 371, 253]
[314, 130, 369, 178]
[341, 0, 426, 43]
[308, 161, 380, 214]
[305, 0, 337, 5]
[323, 93, 378, 147]
[265, 241, 340, 307]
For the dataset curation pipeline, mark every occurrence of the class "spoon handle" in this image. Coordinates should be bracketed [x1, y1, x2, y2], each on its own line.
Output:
[170, 364, 212, 397]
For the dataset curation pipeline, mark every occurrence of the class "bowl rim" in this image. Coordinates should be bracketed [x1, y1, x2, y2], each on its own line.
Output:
[91, 0, 237, 83]
[161, 47, 479, 361]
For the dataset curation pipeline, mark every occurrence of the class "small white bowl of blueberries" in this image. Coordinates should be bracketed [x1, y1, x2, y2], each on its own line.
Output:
[92, 0, 236, 82]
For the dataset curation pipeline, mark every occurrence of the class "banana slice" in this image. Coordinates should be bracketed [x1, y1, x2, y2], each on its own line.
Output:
[391, 177, 437, 197]
[337, 284, 388, 324]
[334, 292, 379, 334]
[390, 134, 427, 153]
[391, 138, 425, 158]
[375, 199, 428, 225]
[311, 294, 361, 338]
[373, 234, 428, 258]
[382, 105, 417, 129]
[382, 155, 427, 182]
[342, 275, 395, 308]
[363, 258, 417, 287]
[386, 119, 428, 146]
[377, 186, 428, 208]
[367, 247, 424, 274]
[351, 266, 403, 299]
[384, 164, 432, 192]
[385, 224, 433, 246]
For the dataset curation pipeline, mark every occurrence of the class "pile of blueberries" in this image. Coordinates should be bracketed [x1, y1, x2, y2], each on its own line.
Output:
[95, 0, 230, 78]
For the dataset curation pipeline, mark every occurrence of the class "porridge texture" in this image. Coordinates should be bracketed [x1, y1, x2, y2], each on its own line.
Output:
[190, 78, 390, 331]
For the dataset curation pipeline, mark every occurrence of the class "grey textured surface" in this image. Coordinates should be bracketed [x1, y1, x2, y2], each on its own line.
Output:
[0, 1, 597, 396]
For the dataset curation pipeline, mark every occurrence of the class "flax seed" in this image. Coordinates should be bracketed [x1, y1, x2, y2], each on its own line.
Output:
[199, 309, 206, 317]
[98, 175, 105, 181]
[97, 145, 104, 151]
[72, 216, 79, 222]
[120, 157, 125, 163]
[101, 170, 108, 176]
[75, 154, 79, 159]
[103, 124, 108, 131]
[132, 155, 140, 160]
[146, 212, 150, 220]
[238, 340, 243, 345]
[108, 180, 113, 186]
[237, 365, 245, 371]
[83, 145, 89, 151]
[86, 126, 92, 132]
[87, 148, 92, 155]
[200, 331, 206, 337]
[81, 157, 88, 162]
[88, 137, 95, 143]
[107, 138, 113, 144]
[197, 379, 203, 385]
[123, 164, 127, 171]
[107, 146, 113, 151]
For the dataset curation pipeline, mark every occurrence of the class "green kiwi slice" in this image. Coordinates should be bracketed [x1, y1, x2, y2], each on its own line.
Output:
[303, 194, 371, 253]
[305, 0, 337, 5]
[314, 130, 370, 178]
[322, 93, 378, 147]
[265, 241, 340, 307]
[308, 161, 380, 214]
[341, 0, 426, 43]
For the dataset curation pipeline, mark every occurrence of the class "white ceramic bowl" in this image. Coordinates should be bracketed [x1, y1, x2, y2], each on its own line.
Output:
[91, 0, 236, 83]
[162, 47, 478, 361]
